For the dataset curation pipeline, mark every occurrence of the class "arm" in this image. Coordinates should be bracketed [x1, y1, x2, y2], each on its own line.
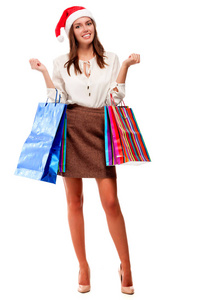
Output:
[29, 58, 55, 88]
[115, 53, 140, 89]
[29, 58, 67, 102]
[42, 70, 55, 89]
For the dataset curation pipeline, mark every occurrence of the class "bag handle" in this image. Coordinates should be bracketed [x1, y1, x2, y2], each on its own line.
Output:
[110, 93, 116, 106]
[110, 93, 126, 107]
[46, 88, 61, 106]
[55, 89, 61, 105]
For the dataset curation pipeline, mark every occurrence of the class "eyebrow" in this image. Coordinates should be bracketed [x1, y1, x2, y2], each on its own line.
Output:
[74, 20, 92, 26]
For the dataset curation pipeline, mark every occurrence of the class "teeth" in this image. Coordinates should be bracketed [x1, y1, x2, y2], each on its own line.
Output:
[83, 34, 90, 37]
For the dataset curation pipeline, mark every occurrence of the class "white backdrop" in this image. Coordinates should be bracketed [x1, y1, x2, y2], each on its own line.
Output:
[0, 0, 199, 299]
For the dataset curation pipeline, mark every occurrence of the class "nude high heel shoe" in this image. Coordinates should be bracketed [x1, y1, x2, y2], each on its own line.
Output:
[77, 268, 91, 293]
[118, 265, 134, 295]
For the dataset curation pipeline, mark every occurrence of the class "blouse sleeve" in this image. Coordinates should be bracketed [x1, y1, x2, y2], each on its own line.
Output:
[105, 54, 125, 106]
[46, 59, 68, 103]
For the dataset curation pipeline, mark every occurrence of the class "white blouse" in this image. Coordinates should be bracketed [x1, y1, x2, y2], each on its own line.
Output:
[47, 51, 125, 108]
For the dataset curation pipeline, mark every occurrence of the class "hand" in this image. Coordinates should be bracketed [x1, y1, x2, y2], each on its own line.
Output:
[29, 58, 47, 73]
[123, 53, 140, 68]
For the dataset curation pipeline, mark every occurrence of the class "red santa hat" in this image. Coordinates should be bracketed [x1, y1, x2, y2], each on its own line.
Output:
[55, 6, 94, 42]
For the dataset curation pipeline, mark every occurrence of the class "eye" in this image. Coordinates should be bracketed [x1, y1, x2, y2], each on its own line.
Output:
[87, 22, 92, 26]
[75, 25, 80, 29]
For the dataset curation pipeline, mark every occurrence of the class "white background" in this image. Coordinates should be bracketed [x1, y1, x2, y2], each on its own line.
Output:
[0, 0, 200, 299]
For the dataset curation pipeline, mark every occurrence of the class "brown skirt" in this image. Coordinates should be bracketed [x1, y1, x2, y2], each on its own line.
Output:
[57, 104, 116, 178]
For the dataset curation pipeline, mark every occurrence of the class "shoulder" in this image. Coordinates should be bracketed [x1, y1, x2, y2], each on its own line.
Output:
[104, 51, 120, 64]
[53, 53, 69, 66]
[104, 51, 118, 59]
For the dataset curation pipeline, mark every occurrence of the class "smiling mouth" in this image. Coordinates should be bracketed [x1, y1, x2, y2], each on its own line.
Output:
[82, 33, 91, 38]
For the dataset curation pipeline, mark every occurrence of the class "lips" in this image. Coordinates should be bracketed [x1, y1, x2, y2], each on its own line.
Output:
[82, 33, 91, 38]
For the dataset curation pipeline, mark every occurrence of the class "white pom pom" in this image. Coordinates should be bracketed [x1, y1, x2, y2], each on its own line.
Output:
[57, 35, 64, 43]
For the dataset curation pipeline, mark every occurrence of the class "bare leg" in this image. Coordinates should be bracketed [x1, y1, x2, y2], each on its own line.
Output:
[95, 177, 133, 287]
[63, 177, 90, 285]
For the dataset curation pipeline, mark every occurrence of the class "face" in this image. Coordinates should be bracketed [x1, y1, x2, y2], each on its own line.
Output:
[73, 17, 95, 45]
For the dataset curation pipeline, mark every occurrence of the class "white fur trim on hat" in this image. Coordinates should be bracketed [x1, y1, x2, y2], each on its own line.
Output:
[65, 9, 94, 36]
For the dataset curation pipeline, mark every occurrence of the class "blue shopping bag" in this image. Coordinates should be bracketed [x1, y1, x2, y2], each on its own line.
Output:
[15, 90, 67, 184]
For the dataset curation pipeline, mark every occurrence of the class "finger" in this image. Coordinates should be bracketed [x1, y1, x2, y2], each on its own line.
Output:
[30, 61, 37, 68]
[134, 54, 139, 63]
[30, 58, 40, 64]
[129, 55, 135, 63]
[133, 54, 138, 62]
[29, 59, 34, 66]
[29, 61, 34, 68]
[30, 61, 38, 69]
[133, 55, 138, 63]
[29, 59, 35, 65]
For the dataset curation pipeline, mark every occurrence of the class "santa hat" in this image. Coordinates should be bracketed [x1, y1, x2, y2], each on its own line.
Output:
[55, 6, 94, 42]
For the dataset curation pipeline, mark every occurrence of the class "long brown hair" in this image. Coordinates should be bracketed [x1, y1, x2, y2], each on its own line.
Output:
[64, 20, 107, 76]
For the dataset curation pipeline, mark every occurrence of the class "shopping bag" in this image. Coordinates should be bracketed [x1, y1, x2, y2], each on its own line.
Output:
[15, 91, 67, 184]
[58, 113, 67, 173]
[104, 95, 151, 166]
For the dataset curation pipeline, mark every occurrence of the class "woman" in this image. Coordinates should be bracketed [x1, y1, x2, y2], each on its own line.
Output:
[29, 6, 140, 294]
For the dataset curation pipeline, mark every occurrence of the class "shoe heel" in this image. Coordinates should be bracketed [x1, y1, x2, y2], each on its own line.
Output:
[78, 285, 91, 293]
[78, 267, 91, 293]
[119, 265, 134, 295]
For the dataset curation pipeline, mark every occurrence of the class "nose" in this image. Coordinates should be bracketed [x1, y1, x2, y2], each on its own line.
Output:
[82, 24, 88, 32]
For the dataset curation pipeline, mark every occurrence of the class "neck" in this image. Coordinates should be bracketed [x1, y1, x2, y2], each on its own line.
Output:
[77, 44, 95, 61]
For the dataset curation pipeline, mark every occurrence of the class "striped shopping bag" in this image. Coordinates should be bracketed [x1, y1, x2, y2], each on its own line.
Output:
[104, 96, 151, 166]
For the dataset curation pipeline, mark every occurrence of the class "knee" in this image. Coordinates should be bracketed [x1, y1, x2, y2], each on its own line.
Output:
[102, 195, 121, 217]
[67, 193, 83, 211]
